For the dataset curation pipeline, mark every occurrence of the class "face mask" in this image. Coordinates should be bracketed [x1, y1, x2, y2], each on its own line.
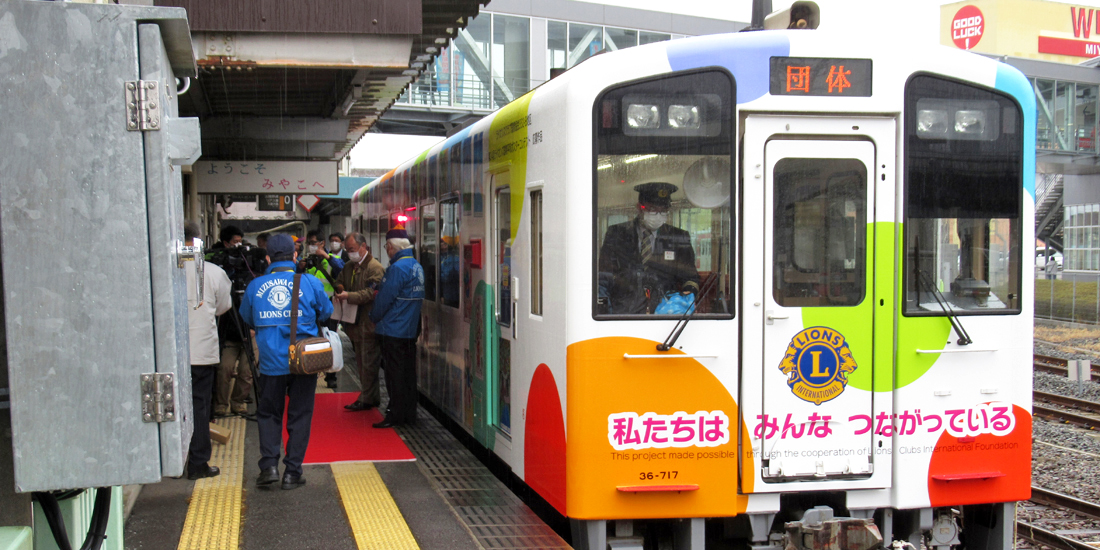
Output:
[330, 241, 342, 252]
[307, 245, 318, 254]
[348, 250, 361, 262]
[642, 211, 668, 231]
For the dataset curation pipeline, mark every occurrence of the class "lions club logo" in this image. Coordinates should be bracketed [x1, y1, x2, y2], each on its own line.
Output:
[266, 282, 292, 309]
[778, 327, 857, 405]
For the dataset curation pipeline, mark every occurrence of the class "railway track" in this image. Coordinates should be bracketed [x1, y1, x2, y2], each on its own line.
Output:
[1019, 487, 1100, 550]
[1035, 354, 1100, 382]
[1033, 405, 1100, 430]
[1033, 391, 1100, 430]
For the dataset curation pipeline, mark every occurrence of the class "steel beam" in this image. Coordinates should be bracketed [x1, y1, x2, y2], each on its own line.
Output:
[193, 32, 413, 69]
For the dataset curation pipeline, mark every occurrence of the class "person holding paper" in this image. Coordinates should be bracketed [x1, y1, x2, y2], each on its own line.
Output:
[332, 232, 385, 411]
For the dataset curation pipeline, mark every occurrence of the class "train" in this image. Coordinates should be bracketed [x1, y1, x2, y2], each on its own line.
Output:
[351, 20, 1034, 550]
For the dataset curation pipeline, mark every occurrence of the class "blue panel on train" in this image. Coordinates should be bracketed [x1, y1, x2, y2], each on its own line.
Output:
[665, 33, 790, 104]
[995, 63, 1037, 199]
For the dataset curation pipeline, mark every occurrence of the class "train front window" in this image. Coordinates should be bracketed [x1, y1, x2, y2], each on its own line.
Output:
[904, 75, 1023, 315]
[593, 70, 734, 319]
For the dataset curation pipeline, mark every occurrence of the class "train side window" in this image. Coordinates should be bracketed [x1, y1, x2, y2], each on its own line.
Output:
[421, 201, 437, 302]
[530, 189, 543, 316]
[904, 75, 1022, 315]
[593, 69, 734, 319]
[772, 159, 867, 307]
[440, 198, 460, 308]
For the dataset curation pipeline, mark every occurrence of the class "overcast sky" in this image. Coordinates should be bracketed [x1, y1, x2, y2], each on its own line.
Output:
[348, 0, 1100, 171]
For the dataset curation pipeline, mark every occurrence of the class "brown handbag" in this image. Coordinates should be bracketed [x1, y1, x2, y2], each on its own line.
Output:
[288, 273, 334, 375]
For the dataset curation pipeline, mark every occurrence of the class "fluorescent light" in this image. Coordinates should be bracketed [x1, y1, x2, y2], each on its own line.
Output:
[597, 163, 613, 170]
[624, 154, 657, 164]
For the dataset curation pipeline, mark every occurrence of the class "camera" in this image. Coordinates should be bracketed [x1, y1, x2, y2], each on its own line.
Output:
[207, 245, 269, 294]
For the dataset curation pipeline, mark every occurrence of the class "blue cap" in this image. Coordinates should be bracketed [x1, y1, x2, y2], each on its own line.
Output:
[266, 233, 295, 256]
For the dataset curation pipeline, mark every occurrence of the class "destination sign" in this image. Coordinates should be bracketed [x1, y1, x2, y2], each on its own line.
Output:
[769, 57, 872, 97]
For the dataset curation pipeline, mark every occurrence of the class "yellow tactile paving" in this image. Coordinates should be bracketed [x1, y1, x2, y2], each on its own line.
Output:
[177, 416, 246, 550]
[332, 462, 420, 550]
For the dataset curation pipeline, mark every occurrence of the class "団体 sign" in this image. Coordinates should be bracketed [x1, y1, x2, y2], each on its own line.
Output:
[951, 5, 984, 50]
[194, 161, 338, 195]
[770, 57, 872, 97]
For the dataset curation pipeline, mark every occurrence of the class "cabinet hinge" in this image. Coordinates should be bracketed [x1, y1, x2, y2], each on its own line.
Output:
[125, 80, 160, 131]
[141, 373, 176, 423]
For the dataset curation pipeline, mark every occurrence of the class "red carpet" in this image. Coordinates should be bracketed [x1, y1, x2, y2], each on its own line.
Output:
[293, 392, 415, 464]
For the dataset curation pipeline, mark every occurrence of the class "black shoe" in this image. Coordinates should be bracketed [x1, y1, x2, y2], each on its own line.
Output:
[187, 464, 220, 480]
[281, 473, 306, 490]
[344, 402, 375, 412]
[256, 466, 279, 487]
[372, 419, 399, 429]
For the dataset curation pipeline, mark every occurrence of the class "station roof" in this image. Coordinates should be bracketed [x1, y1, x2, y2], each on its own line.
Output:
[154, 0, 484, 161]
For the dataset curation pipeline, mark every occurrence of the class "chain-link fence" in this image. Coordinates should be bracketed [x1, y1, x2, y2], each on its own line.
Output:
[1035, 267, 1100, 324]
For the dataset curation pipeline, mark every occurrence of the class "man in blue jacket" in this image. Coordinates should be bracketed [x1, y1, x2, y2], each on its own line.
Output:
[369, 224, 425, 428]
[239, 233, 333, 490]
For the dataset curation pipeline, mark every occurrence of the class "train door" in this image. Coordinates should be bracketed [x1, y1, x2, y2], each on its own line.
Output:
[741, 115, 895, 492]
[491, 173, 514, 441]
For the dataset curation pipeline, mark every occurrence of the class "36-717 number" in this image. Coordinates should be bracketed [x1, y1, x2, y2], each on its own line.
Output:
[639, 471, 678, 480]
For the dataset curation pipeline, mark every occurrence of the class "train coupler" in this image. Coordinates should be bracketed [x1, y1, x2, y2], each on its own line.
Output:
[784, 506, 884, 550]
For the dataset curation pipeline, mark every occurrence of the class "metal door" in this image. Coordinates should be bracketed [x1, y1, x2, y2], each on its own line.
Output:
[0, 2, 198, 490]
[492, 176, 514, 436]
[139, 22, 203, 478]
[741, 116, 895, 492]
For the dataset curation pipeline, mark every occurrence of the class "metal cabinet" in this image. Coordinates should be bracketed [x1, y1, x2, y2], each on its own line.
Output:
[0, 1, 200, 492]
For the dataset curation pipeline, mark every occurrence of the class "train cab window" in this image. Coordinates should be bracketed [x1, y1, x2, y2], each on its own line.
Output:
[772, 159, 866, 307]
[904, 75, 1022, 315]
[440, 198, 460, 308]
[593, 70, 734, 319]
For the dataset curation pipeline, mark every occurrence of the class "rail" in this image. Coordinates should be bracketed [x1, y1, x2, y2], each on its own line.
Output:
[1030, 486, 1100, 520]
[1019, 487, 1100, 550]
[1032, 404, 1100, 430]
[1017, 521, 1098, 550]
[1034, 354, 1100, 382]
[1034, 391, 1100, 415]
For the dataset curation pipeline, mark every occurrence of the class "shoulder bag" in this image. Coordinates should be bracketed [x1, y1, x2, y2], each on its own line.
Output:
[288, 273, 334, 375]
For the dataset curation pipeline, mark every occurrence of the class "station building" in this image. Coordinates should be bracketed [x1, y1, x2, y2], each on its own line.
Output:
[940, 0, 1100, 277]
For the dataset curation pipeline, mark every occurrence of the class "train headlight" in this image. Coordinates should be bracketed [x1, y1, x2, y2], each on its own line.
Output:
[954, 110, 986, 135]
[915, 99, 999, 140]
[668, 104, 701, 129]
[916, 110, 948, 136]
[626, 104, 660, 129]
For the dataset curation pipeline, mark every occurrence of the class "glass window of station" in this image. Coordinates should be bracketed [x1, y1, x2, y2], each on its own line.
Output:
[1065, 204, 1100, 271]
[1032, 77, 1099, 154]
[593, 70, 733, 319]
[400, 13, 674, 111]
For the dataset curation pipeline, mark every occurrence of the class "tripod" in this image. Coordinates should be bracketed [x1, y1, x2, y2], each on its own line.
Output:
[222, 292, 261, 419]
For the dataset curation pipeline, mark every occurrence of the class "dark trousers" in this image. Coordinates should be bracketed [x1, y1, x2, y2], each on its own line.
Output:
[349, 330, 381, 406]
[188, 364, 218, 470]
[256, 373, 316, 477]
[323, 319, 339, 382]
[380, 335, 418, 424]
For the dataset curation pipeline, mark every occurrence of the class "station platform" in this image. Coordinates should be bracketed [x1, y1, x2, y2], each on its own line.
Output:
[122, 367, 571, 550]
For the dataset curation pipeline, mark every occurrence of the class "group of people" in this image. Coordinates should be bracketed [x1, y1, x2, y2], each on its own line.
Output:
[184, 222, 425, 491]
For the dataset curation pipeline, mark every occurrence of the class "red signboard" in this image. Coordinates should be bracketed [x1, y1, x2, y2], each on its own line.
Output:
[952, 5, 984, 50]
[1038, 35, 1100, 57]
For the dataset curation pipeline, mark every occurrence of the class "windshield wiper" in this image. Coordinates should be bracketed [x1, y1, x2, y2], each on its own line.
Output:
[656, 272, 720, 352]
[916, 268, 973, 346]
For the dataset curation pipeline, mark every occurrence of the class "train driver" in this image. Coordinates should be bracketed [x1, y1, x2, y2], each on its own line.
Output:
[598, 182, 700, 314]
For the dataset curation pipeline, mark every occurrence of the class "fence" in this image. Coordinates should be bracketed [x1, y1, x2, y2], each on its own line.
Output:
[1035, 269, 1100, 324]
